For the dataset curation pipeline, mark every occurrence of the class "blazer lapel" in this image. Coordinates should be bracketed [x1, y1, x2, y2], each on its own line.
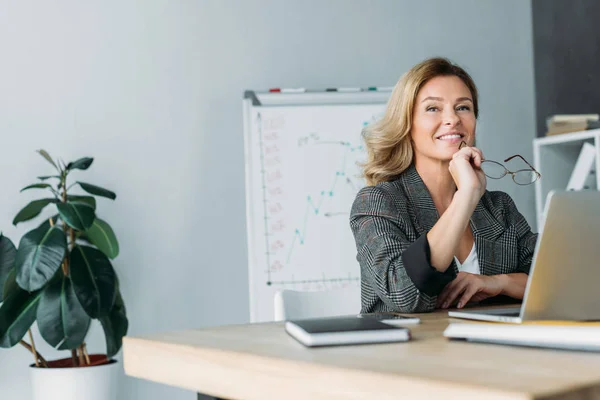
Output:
[400, 164, 439, 235]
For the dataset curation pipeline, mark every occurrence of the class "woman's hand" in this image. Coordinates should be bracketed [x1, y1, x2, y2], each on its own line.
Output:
[449, 145, 486, 202]
[436, 272, 504, 309]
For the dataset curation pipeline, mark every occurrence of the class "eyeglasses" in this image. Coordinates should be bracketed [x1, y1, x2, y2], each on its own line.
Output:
[458, 141, 541, 185]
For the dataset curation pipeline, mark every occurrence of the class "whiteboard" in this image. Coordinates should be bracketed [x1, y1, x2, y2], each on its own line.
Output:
[243, 91, 390, 322]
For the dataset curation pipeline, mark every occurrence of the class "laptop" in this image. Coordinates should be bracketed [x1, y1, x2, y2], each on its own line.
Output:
[448, 190, 600, 323]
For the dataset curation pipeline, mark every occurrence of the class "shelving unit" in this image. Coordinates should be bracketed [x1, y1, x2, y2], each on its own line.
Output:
[533, 129, 600, 228]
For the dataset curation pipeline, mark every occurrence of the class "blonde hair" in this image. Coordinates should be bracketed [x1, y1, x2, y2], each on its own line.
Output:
[361, 57, 479, 186]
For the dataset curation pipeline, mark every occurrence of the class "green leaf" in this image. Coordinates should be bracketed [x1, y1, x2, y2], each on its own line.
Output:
[75, 232, 93, 246]
[20, 183, 53, 192]
[0, 287, 42, 348]
[15, 225, 67, 292]
[57, 203, 96, 231]
[67, 157, 94, 171]
[2, 269, 17, 302]
[67, 195, 96, 210]
[37, 274, 90, 350]
[70, 245, 117, 318]
[86, 219, 119, 259]
[0, 236, 16, 300]
[37, 149, 59, 171]
[37, 214, 60, 232]
[12, 198, 57, 226]
[37, 175, 60, 181]
[99, 290, 128, 358]
[76, 182, 116, 200]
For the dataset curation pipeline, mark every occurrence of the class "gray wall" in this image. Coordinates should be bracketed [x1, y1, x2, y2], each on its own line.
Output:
[532, 0, 600, 137]
[0, 1, 535, 399]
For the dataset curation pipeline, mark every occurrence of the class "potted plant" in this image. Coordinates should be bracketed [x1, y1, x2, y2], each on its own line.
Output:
[0, 150, 128, 400]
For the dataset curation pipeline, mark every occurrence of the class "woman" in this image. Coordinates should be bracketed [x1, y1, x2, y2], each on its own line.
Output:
[350, 57, 537, 313]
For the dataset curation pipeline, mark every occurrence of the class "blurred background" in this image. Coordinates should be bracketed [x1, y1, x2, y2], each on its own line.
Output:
[0, 0, 598, 399]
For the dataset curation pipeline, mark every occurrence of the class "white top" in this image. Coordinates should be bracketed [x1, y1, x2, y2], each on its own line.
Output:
[454, 243, 480, 275]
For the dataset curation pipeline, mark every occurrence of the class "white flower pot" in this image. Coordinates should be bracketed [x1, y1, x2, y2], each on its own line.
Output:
[30, 358, 119, 400]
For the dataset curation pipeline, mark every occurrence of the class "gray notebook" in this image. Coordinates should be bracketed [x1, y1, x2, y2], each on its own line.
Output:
[285, 316, 411, 347]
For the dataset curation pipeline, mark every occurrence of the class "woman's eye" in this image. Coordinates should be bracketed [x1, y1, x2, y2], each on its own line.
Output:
[426, 106, 439, 112]
[457, 105, 471, 111]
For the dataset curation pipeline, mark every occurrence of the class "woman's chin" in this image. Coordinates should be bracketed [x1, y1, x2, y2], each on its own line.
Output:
[415, 153, 453, 164]
[436, 148, 459, 160]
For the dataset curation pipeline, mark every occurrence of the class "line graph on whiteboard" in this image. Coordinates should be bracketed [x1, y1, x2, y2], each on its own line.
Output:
[247, 105, 386, 302]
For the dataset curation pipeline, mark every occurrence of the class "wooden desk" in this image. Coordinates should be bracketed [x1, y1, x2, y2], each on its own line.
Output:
[123, 309, 600, 399]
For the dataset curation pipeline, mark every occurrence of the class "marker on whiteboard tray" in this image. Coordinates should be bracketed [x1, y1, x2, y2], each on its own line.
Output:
[367, 86, 394, 91]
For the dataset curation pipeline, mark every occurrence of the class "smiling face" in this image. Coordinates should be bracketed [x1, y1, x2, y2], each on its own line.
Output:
[411, 75, 477, 164]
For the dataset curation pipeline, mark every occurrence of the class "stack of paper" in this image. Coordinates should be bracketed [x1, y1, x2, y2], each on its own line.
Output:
[444, 321, 600, 351]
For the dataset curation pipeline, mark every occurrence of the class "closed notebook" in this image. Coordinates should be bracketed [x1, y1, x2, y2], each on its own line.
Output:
[285, 316, 411, 347]
[444, 321, 600, 351]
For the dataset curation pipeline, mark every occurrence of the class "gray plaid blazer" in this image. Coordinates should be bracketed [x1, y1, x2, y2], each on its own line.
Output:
[350, 164, 538, 313]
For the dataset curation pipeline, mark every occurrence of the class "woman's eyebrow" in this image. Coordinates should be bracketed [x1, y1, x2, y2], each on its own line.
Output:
[421, 96, 443, 103]
[420, 96, 473, 103]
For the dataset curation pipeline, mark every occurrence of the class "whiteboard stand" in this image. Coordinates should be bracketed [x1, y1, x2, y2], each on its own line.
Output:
[243, 90, 390, 322]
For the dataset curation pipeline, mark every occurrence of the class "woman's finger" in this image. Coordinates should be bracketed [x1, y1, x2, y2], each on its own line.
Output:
[470, 147, 484, 167]
[437, 283, 453, 307]
[472, 147, 484, 160]
[457, 286, 480, 309]
[470, 293, 487, 302]
[455, 145, 485, 167]
[471, 149, 484, 167]
[437, 272, 469, 307]
[454, 148, 481, 166]
[442, 279, 469, 308]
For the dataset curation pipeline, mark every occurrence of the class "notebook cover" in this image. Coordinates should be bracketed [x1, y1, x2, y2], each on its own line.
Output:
[288, 316, 405, 334]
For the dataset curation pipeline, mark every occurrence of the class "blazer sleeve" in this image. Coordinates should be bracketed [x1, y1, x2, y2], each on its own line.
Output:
[501, 192, 538, 274]
[350, 186, 455, 313]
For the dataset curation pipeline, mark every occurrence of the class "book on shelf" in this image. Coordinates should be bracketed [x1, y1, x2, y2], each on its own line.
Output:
[546, 114, 600, 136]
[444, 321, 600, 351]
[547, 114, 599, 123]
[566, 142, 596, 191]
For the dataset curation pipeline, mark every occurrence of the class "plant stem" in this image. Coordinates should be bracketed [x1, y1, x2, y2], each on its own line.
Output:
[19, 339, 48, 368]
[27, 330, 40, 367]
[69, 228, 75, 250]
[61, 259, 69, 276]
[77, 344, 85, 366]
[61, 170, 79, 368]
[61, 170, 90, 368]
[60, 176, 71, 276]
[82, 342, 91, 365]
[61, 175, 67, 203]
[71, 349, 78, 367]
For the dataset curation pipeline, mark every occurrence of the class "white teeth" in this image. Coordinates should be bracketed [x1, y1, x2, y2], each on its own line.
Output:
[438, 134, 461, 140]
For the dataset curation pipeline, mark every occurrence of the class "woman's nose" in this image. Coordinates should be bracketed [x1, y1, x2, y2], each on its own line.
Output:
[443, 110, 461, 126]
